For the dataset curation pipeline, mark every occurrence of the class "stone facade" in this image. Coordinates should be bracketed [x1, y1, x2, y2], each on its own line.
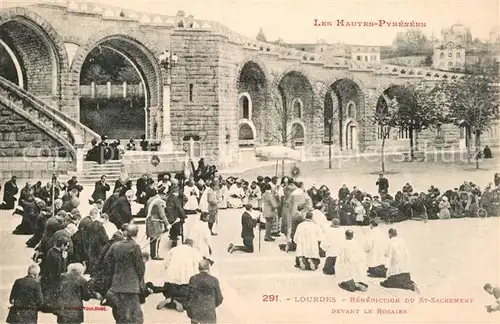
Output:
[0, 3, 498, 176]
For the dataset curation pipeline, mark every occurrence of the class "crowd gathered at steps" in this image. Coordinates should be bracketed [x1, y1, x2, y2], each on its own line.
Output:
[1, 158, 500, 323]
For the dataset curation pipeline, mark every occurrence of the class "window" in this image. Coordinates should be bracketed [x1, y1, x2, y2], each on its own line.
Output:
[182, 135, 201, 157]
[242, 97, 249, 119]
[448, 53, 453, 58]
[456, 52, 461, 58]
[440, 52, 445, 59]
[364, 56, 368, 61]
[347, 102, 356, 119]
[189, 84, 193, 102]
[356, 55, 362, 61]
[238, 93, 252, 120]
[292, 99, 302, 119]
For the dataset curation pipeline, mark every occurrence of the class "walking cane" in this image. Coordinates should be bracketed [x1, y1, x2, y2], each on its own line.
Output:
[258, 213, 261, 252]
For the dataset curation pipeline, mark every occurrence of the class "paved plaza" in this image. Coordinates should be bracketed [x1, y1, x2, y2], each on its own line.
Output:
[0, 162, 499, 323]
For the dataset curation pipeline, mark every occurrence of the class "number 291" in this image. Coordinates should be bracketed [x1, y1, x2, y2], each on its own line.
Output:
[262, 295, 279, 302]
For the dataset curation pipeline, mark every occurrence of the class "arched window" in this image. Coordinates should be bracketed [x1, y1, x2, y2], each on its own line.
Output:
[238, 93, 252, 120]
[347, 101, 356, 119]
[440, 52, 445, 59]
[292, 98, 302, 119]
[238, 122, 255, 148]
[291, 122, 305, 147]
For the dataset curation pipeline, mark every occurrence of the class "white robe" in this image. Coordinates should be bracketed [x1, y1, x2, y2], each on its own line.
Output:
[186, 219, 212, 258]
[228, 184, 244, 208]
[294, 220, 324, 259]
[385, 237, 411, 277]
[312, 209, 329, 232]
[184, 185, 200, 211]
[339, 239, 367, 283]
[164, 244, 203, 285]
[320, 226, 343, 257]
[364, 227, 388, 268]
[198, 188, 208, 212]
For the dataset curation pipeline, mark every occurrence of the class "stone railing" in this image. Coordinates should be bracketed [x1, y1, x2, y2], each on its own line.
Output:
[0, 77, 84, 161]
[0, 77, 100, 148]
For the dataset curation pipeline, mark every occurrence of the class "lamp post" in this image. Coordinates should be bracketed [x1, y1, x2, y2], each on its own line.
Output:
[158, 50, 178, 152]
[328, 118, 333, 169]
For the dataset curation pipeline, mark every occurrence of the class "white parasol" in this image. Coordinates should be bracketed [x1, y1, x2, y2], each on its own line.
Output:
[255, 146, 303, 161]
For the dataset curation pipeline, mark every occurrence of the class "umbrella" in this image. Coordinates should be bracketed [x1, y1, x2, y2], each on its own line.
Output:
[255, 146, 303, 161]
[255, 146, 303, 177]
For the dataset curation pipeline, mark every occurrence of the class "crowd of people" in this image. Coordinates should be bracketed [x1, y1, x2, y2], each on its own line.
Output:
[1, 158, 500, 322]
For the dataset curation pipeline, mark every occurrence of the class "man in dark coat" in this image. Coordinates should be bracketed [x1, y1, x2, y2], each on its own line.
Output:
[89, 223, 128, 296]
[6, 264, 44, 324]
[187, 259, 223, 324]
[228, 204, 258, 253]
[483, 145, 493, 159]
[338, 184, 350, 204]
[136, 174, 149, 203]
[102, 189, 120, 215]
[106, 224, 145, 324]
[91, 175, 110, 203]
[40, 235, 70, 312]
[12, 195, 39, 235]
[55, 263, 92, 324]
[110, 190, 134, 229]
[38, 210, 67, 254]
[72, 207, 100, 268]
[66, 177, 83, 198]
[166, 184, 186, 248]
[1, 176, 18, 209]
[62, 189, 80, 212]
[87, 215, 110, 275]
[376, 174, 389, 195]
[26, 202, 51, 248]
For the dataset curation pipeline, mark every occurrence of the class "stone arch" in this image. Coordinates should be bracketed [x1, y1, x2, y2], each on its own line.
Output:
[68, 28, 163, 138]
[235, 56, 271, 91]
[0, 7, 70, 102]
[236, 59, 270, 145]
[238, 92, 252, 119]
[316, 73, 366, 108]
[238, 119, 256, 147]
[270, 66, 315, 94]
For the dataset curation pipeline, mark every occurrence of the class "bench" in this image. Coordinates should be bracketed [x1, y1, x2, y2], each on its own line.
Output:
[402, 151, 425, 162]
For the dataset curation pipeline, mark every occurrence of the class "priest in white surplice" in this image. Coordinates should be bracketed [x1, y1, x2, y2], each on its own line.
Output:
[320, 219, 343, 275]
[294, 211, 324, 270]
[149, 239, 203, 312]
[364, 220, 388, 278]
[186, 212, 213, 264]
[228, 180, 245, 208]
[338, 229, 368, 292]
[380, 228, 419, 292]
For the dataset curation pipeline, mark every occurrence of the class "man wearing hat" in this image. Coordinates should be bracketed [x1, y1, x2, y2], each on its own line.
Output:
[321, 219, 342, 275]
[166, 183, 186, 249]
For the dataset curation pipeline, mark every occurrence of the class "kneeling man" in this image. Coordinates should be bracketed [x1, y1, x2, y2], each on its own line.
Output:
[338, 229, 368, 292]
[294, 211, 323, 270]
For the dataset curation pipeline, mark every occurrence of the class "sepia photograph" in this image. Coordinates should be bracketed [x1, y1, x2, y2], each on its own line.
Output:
[0, 0, 499, 323]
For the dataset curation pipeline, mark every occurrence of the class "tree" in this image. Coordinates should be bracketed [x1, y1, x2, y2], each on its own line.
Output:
[392, 29, 432, 56]
[444, 64, 499, 169]
[397, 82, 445, 160]
[264, 88, 300, 175]
[366, 97, 400, 173]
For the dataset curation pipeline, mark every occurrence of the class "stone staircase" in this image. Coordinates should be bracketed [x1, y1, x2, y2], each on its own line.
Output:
[62, 160, 124, 185]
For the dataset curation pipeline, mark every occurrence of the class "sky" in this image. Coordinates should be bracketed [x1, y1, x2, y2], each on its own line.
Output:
[1, 0, 498, 46]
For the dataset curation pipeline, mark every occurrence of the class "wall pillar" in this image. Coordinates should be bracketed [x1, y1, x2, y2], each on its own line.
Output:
[160, 70, 173, 151]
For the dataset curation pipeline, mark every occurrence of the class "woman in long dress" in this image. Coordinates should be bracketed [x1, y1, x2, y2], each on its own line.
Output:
[438, 196, 451, 219]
